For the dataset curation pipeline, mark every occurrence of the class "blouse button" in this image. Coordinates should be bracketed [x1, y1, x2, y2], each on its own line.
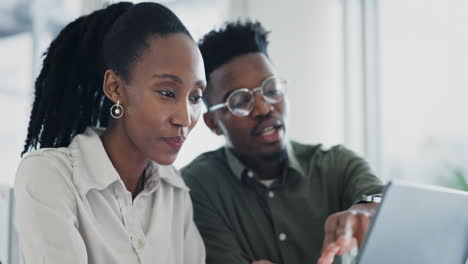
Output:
[137, 238, 146, 249]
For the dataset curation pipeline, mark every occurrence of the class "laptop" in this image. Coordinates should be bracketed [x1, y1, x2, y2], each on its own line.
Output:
[356, 180, 468, 264]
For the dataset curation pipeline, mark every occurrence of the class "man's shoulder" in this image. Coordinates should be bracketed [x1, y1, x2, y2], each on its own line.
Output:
[289, 140, 331, 163]
[289, 141, 359, 166]
[289, 141, 323, 156]
[181, 147, 239, 195]
[181, 147, 228, 178]
[290, 140, 350, 154]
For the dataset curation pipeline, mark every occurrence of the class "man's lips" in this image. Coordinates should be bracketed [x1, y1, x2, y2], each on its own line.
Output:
[250, 117, 285, 144]
[255, 125, 284, 143]
[252, 118, 284, 136]
[162, 136, 186, 149]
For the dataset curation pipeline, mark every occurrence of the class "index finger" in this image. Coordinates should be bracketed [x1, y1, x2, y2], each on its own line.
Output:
[317, 243, 340, 264]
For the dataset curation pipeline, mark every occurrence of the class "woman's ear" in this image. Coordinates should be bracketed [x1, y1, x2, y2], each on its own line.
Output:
[103, 69, 124, 104]
[203, 112, 223, 135]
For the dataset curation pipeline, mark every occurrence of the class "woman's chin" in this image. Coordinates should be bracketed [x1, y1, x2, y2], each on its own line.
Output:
[152, 154, 177, 166]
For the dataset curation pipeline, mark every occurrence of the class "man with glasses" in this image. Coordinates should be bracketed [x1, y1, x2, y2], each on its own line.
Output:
[181, 21, 383, 264]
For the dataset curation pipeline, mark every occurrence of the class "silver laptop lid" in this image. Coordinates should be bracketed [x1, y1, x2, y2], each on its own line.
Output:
[357, 180, 468, 264]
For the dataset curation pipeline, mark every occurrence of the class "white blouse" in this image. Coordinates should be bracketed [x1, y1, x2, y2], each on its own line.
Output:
[14, 127, 205, 264]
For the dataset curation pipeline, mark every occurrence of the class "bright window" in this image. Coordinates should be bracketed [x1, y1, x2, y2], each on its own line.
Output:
[379, 0, 468, 190]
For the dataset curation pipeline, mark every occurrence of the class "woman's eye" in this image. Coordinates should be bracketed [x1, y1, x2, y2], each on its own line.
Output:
[157, 90, 175, 98]
[190, 95, 203, 103]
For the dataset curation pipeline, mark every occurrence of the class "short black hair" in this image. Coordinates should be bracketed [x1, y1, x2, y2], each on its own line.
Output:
[22, 2, 191, 156]
[198, 20, 270, 106]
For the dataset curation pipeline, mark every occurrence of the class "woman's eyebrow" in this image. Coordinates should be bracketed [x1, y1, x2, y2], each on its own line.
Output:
[152, 73, 183, 84]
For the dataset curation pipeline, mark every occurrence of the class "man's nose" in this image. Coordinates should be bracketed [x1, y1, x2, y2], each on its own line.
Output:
[250, 91, 273, 118]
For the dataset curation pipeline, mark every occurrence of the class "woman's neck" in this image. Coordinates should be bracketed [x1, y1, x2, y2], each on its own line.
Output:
[100, 123, 149, 197]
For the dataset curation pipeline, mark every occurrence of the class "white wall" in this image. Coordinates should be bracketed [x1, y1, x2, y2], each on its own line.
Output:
[379, 0, 468, 185]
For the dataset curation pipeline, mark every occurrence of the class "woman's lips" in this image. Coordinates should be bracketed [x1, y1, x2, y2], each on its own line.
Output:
[162, 136, 185, 150]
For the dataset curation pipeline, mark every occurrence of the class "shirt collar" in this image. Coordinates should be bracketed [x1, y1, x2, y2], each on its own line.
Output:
[69, 127, 187, 198]
[147, 161, 189, 191]
[224, 146, 247, 181]
[286, 141, 306, 176]
[224, 141, 306, 182]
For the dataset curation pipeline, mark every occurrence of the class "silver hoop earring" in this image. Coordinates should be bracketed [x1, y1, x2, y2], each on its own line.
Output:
[110, 100, 124, 119]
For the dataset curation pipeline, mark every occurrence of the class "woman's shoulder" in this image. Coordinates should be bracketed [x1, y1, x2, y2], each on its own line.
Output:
[18, 147, 72, 174]
[15, 147, 75, 195]
[15, 147, 80, 221]
[24, 147, 71, 161]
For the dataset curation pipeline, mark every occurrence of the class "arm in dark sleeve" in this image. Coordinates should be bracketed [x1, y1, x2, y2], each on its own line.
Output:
[182, 170, 251, 264]
[334, 146, 384, 209]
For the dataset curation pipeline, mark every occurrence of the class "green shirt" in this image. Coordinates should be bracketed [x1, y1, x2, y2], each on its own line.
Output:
[181, 141, 383, 264]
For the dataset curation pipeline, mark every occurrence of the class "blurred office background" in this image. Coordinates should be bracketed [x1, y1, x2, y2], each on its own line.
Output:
[0, 0, 467, 262]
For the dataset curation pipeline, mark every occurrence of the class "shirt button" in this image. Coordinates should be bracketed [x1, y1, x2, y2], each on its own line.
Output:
[268, 191, 275, 198]
[279, 233, 287, 241]
[247, 170, 254, 178]
[137, 238, 145, 249]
